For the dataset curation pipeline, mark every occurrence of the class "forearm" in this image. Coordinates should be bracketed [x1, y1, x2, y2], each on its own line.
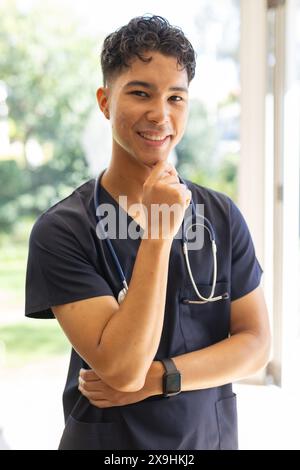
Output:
[78, 332, 269, 407]
[98, 238, 172, 390]
[144, 333, 270, 397]
[174, 332, 269, 390]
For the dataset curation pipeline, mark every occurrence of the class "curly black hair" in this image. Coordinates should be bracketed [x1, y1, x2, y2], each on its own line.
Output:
[101, 15, 196, 86]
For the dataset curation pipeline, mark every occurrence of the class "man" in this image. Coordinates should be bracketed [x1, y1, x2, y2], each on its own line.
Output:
[25, 15, 271, 450]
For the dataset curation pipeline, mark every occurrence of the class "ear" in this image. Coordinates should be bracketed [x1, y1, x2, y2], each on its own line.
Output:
[96, 87, 110, 119]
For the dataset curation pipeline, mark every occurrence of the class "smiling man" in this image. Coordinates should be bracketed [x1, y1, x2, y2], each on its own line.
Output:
[25, 15, 271, 450]
[98, 55, 189, 167]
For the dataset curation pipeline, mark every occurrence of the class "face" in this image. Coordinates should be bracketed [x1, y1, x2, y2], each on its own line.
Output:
[97, 51, 189, 168]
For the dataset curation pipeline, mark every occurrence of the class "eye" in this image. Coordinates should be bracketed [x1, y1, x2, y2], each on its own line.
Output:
[130, 90, 149, 98]
[169, 95, 184, 102]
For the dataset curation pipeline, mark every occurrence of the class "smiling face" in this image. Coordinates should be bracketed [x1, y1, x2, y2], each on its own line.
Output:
[97, 51, 189, 168]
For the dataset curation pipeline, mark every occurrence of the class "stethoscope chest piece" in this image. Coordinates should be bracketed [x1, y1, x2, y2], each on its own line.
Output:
[118, 287, 127, 304]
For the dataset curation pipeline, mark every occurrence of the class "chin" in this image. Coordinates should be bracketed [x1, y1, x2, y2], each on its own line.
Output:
[142, 154, 168, 168]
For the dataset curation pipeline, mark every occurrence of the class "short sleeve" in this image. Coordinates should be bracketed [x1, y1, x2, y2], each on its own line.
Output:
[230, 200, 263, 301]
[25, 213, 114, 319]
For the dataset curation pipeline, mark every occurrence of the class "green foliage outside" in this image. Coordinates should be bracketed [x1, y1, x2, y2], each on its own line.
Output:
[0, 218, 33, 307]
[0, 0, 101, 231]
[0, 220, 70, 367]
[0, 321, 70, 367]
[176, 100, 238, 200]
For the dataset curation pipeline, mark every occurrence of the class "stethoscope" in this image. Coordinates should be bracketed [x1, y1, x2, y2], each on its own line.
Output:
[94, 170, 229, 305]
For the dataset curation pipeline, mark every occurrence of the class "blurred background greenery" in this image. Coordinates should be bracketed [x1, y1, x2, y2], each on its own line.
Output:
[0, 321, 70, 367]
[0, 0, 239, 366]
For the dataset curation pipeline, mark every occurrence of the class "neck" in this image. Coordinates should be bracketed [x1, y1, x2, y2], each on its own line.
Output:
[101, 144, 154, 205]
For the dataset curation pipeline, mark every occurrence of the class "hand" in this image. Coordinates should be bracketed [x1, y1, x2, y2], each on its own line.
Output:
[142, 161, 191, 240]
[78, 369, 149, 408]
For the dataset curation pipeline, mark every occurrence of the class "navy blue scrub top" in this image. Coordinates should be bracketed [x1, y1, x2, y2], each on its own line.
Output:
[25, 178, 263, 450]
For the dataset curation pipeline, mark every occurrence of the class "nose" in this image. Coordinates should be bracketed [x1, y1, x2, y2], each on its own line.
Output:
[146, 98, 169, 125]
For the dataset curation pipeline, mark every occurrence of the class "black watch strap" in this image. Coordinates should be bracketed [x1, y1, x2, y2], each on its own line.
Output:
[161, 358, 179, 374]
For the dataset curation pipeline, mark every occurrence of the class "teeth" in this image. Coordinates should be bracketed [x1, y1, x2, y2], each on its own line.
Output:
[139, 133, 167, 141]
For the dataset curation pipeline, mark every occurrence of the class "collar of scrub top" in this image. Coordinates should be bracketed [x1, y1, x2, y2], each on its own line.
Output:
[94, 170, 229, 305]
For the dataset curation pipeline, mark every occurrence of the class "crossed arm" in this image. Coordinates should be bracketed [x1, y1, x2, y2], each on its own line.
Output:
[77, 286, 271, 408]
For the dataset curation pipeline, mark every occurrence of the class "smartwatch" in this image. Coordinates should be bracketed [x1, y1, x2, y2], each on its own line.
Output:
[161, 358, 181, 397]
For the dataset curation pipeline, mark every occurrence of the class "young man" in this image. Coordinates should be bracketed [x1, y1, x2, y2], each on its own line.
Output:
[25, 15, 271, 450]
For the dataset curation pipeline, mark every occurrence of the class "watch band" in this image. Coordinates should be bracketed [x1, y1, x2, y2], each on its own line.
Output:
[161, 358, 179, 374]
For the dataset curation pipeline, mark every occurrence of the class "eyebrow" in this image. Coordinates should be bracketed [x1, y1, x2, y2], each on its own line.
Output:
[124, 80, 188, 93]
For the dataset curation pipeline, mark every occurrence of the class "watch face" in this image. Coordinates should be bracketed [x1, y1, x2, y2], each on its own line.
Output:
[166, 373, 181, 394]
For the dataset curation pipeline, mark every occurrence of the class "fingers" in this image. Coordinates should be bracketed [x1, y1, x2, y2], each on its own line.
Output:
[79, 387, 103, 402]
[78, 377, 112, 408]
[146, 161, 177, 184]
[160, 174, 180, 185]
[162, 164, 177, 178]
[79, 377, 102, 389]
[174, 184, 192, 207]
[167, 182, 190, 196]
[79, 368, 100, 382]
[187, 189, 192, 202]
[185, 189, 192, 208]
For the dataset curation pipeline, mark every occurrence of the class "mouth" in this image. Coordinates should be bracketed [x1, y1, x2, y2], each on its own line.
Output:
[137, 131, 171, 147]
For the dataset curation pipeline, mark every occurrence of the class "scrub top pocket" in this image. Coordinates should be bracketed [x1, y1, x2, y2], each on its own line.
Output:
[216, 394, 238, 450]
[58, 415, 119, 450]
[179, 282, 230, 352]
